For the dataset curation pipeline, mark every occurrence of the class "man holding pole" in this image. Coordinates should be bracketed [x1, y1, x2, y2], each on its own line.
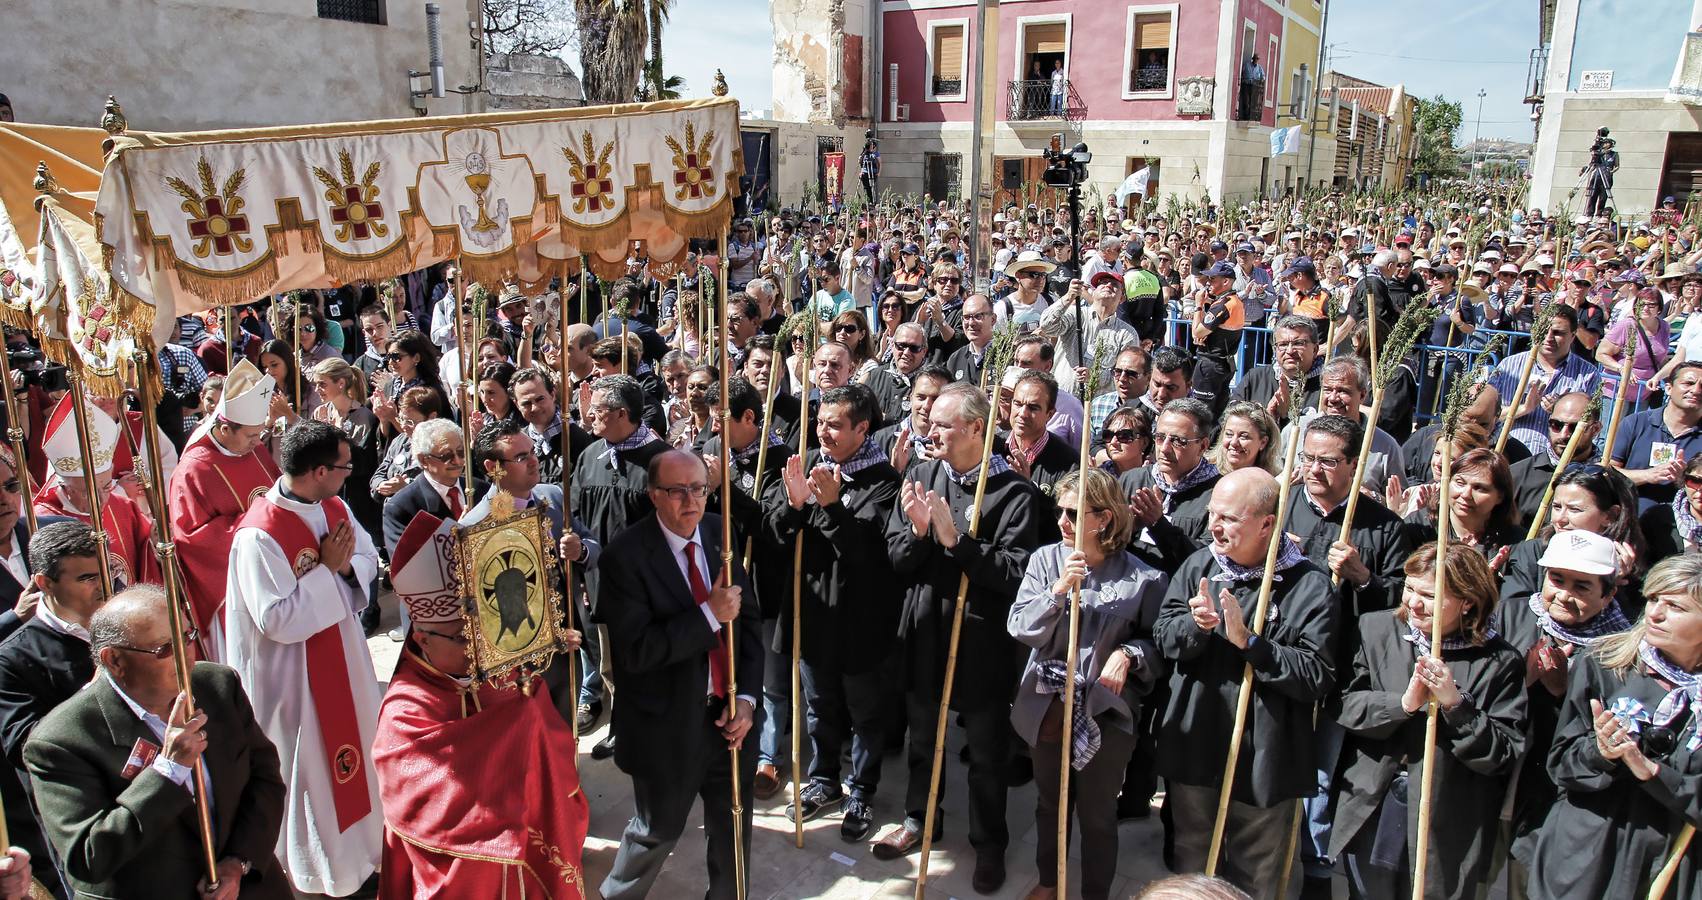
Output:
[1153, 467, 1338, 899]
[168, 359, 280, 660]
[225, 421, 383, 896]
[1483, 306, 1600, 457]
[596, 449, 759, 900]
[1510, 392, 1599, 526]
[876, 382, 1041, 893]
[26, 585, 289, 899]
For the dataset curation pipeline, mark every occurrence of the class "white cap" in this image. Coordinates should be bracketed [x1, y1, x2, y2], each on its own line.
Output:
[215, 359, 277, 428]
[42, 394, 118, 478]
[1535, 255, 1556, 267]
[1538, 529, 1619, 576]
[1498, 264, 1520, 275]
[390, 511, 463, 626]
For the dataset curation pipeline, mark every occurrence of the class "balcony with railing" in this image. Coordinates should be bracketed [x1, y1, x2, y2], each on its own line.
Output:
[931, 76, 963, 97]
[1006, 79, 1085, 123]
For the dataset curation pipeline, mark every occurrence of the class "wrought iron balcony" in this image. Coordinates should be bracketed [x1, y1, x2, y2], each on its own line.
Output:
[931, 76, 963, 97]
[1007, 79, 1085, 122]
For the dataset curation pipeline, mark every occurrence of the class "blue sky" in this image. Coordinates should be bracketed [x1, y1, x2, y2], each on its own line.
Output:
[663, 0, 1540, 143]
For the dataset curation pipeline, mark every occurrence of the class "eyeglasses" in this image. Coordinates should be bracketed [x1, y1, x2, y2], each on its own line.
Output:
[1274, 340, 1315, 351]
[963, 312, 993, 322]
[1016, 271, 1047, 280]
[1298, 451, 1344, 470]
[1548, 418, 1582, 432]
[499, 450, 536, 465]
[1152, 432, 1202, 448]
[894, 341, 925, 354]
[654, 483, 709, 501]
[1686, 474, 1702, 488]
[935, 277, 961, 284]
[1060, 507, 1106, 523]
[1102, 428, 1147, 444]
[1111, 367, 1143, 379]
[418, 627, 469, 645]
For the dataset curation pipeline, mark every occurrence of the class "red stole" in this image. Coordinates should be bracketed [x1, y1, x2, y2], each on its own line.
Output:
[174, 435, 279, 634]
[237, 495, 372, 833]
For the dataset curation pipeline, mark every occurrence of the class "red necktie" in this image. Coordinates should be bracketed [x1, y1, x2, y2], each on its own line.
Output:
[684, 541, 730, 698]
[447, 486, 463, 518]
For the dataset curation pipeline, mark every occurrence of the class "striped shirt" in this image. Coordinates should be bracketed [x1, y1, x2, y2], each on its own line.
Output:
[1484, 350, 1602, 456]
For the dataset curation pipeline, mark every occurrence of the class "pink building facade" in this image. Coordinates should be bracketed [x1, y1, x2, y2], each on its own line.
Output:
[865, 0, 1326, 205]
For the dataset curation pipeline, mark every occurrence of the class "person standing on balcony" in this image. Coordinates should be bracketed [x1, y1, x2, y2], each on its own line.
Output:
[1239, 54, 1265, 121]
[1050, 60, 1066, 116]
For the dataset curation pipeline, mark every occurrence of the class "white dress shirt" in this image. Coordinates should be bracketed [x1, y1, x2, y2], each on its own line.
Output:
[658, 524, 754, 706]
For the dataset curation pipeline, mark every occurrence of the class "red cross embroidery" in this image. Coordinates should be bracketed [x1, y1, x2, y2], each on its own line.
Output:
[329, 185, 383, 240]
[186, 196, 251, 256]
[571, 163, 614, 211]
[674, 152, 714, 198]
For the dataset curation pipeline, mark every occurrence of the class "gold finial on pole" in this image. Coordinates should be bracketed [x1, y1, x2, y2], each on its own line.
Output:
[32, 162, 58, 196]
[100, 95, 128, 136]
[712, 69, 729, 97]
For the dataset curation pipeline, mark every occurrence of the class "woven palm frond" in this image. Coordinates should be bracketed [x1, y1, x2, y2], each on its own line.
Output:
[1441, 334, 1506, 438]
[1376, 300, 1438, 388]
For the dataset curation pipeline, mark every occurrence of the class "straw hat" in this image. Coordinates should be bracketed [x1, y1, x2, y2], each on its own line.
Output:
[1003, 250, 1057, 278]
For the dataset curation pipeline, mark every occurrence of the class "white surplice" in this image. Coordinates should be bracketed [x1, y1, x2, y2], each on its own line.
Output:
[223, 482, 382, 896]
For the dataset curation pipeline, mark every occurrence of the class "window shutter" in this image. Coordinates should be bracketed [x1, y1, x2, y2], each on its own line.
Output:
[936, 28, 964, 81]
[1136, 14, 1171, 51]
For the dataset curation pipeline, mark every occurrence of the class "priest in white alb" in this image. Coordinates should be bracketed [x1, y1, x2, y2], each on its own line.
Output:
[169, 359, 281, 661]
[224, 419, 383, 896]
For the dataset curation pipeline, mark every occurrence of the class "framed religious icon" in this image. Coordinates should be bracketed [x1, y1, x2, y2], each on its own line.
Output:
[452, 494, 572, 690]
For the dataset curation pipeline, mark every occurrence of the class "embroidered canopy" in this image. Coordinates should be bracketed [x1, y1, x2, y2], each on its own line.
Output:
[94, 96, 743, 317]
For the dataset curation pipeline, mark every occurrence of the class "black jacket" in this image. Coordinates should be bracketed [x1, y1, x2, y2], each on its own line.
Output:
[764, 451, 902, 673]
[573, 434, 670, 617]
[599, 514, 762, 779]
[382, 475, 490, 555]
[1330, 611, 1526, 899]
[1230, 364, 1322, 426]
[0, 615, 83, 900]
[1154, 548, 1339, 805]
[701, 434, 794, 619]
[1284, 490, 1411, 670]
[885, 460, 1042, 712]
[1119, 465, 1219, 573]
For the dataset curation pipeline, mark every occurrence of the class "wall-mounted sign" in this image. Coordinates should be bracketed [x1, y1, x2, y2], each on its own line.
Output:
[1580, 70, 1614, 92]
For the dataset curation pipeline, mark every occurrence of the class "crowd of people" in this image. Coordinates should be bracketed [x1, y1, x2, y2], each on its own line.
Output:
[0, 183, 1697, 900]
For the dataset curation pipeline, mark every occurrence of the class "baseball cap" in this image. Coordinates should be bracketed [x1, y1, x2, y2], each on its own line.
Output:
[1090, 270, 1124, 287]
[1394, 233, 1413, 246]
[1209, 239, 1228, 252]
[1538, 529, 1619, 576]
[1235, 242, 1256, 254]
[1278, 257, 1317, 279]
[901, 243, 921, 255]
[1201, 261, 1238, 279]
[1358, 242, 1377, 256]
[1432, 263, 1459, 279]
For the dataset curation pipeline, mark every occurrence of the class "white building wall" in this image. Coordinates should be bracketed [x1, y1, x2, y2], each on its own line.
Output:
[2, 0, 483, 131]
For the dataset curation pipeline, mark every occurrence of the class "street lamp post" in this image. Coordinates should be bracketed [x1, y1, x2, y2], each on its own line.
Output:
[1472, 88, 1486, 182]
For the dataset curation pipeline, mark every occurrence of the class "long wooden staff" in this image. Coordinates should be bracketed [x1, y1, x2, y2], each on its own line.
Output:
[64, 378, 113, 594]
[557, 268, 580, 742]
[133, 341, 222, 890]
[717, 238, 749, 900]
[0, 353, 36, 533]
[1055, 340, 1106, 897]
[916, 324, 1016, 897]
[454, 273, 478, 496]
[1601, 354, 1634, 466]
[1650, 823, 1697, 899]
[1204, 377, 1306, 876]
[1526, 390, 1604, 540]
[788, 309, 817, 849]
[1494, 302, 1559, 455]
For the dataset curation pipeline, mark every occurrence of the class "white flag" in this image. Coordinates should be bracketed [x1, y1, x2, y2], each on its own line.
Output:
[1269, 125, 1302, 157]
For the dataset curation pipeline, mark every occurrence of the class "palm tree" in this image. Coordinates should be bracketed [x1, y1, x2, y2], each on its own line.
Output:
[573, 0, 648, 104]
[636, 58, 684, 101]
[644, 0, 675, 102]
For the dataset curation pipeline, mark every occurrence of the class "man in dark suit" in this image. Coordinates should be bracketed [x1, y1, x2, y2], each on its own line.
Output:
[0, 521, 102, 900]
[382, 419, 489, 554]
[24, 585, 289, 899]
[597, 449, 761, 900]
[0, 447, 38, 642]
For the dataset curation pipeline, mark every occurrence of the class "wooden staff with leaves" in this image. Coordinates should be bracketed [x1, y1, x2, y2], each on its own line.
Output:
[916, 322, 1019, 898]
[1493, 300, 1560, 455]
[1601, 353, 1635, 467]
[1412, 335, 1504, 900]
[1526, 388, 1605, 540]
[1054, 336, 1112, 897]
[1205, 358, 1310, 876]
[714, 238, 750, 900]
[784, 304, 817, 850]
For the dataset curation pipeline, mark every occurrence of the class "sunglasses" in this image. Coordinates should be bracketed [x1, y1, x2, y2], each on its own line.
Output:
[880, 302, 903, 310]
[1102, 428, 1146, 444]
[1060, 507, 1105, 523]
[834, 324, 861, 334]
[936, 277, 961, 284]
[1548, 419, 1582, 431]
[383, 352, 407, 361]
[894, 341, 925, 354]
[1016, 271, 1047, 280]
[1111, 367, 1143, 379]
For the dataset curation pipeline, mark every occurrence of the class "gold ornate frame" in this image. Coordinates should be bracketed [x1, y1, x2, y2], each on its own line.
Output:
[452, 500, 570, 690]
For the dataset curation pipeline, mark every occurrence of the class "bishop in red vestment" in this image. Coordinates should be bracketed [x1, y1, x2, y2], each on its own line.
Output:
[31, 394, 159, 589]
[167, 360, 280, 659]
[374, 511, 589, 899]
